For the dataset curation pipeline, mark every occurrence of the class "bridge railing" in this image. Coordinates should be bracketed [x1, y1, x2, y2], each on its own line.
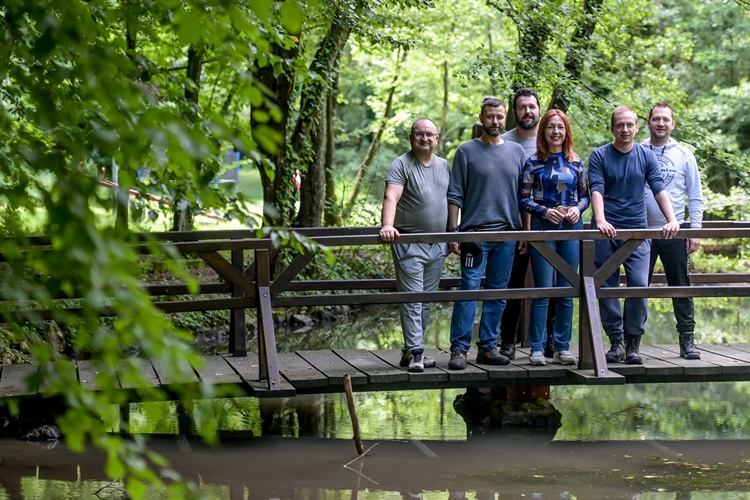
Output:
[2, 222, 750, 391]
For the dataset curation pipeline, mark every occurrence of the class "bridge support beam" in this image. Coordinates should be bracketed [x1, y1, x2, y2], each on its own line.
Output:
[228, 249, 247, 356]
[255, 249, 281, 391]
[579, 240, 609, 376]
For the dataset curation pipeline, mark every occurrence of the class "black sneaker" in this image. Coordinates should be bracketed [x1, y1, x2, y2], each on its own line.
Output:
[476, 347, 510, 366]
[499, 342, 516, 360]
[448, 351, 467, 370]
[400, 349, 436, 368]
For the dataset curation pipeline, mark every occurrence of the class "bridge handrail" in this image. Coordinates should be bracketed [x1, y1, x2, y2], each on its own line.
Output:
[1, 223, 748, 388]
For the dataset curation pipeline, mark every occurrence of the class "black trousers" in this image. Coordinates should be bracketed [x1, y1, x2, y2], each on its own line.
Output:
[499, 245, 555, 345]
[648, 234, 695, 335]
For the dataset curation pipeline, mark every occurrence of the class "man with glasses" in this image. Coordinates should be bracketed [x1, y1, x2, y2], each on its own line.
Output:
[446, 97, 527, 370]
[380, 118, 450, 372]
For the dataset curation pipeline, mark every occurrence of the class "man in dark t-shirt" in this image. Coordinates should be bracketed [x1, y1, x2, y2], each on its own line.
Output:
[588, 106, 680, 365]
[380, 118, 450, 373]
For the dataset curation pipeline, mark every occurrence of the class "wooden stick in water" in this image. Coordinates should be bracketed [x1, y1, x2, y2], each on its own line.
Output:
[343, 373, 364, 455]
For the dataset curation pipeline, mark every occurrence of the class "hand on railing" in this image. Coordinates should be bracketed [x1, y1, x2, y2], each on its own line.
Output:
[662, 221, 680, 239]
[379, 224, 400, 242]
[596, 218, 617, 238]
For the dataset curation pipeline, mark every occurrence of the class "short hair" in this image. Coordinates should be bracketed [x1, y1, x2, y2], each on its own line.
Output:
[409, 118, 437, 135]
[610, 105, 637, 127]
[648, 102, 673, 121]
[481, 96, 505, 113]
[512, 88, 540, 110]
[536, 109, 576, 163]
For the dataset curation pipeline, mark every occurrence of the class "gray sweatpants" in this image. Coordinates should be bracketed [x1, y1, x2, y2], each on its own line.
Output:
[391, 242, 447, 351]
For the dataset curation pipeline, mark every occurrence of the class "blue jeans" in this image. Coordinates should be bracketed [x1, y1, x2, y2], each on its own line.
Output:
[595, 237, 651, 339]
[450, 240, 515, 353]
[528, 218, 582, 352]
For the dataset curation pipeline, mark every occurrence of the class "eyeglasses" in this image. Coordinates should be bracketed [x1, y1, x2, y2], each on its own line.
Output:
[413, 132, 437, 139]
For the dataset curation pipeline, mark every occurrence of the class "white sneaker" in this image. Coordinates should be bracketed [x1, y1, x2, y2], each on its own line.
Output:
[529, 350, 546, 366]
[553, 350, 577, 365]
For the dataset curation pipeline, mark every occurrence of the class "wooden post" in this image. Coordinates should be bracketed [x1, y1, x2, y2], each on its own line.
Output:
[579, 239, 595, 369]
[176, 400, 194, 436]
[255, 249, 280, 390]
[579, 239, 609, 376]
[228, 249, 247, 356]
[119, 403, 129, 434]
[343, 374, 364, 455]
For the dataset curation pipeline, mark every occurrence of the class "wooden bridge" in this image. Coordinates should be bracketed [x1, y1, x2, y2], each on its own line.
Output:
[1, 222, 750, 400]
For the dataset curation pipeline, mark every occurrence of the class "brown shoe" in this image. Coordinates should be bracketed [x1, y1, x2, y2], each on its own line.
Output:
[476, 347, 510, 366]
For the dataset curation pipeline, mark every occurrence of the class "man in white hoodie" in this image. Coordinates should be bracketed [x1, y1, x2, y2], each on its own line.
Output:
[643, 102, 705, 360]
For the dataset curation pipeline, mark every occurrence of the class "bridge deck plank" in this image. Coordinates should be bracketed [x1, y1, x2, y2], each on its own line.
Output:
[150, 358, 201, 386]
[117, 359, 160, 389]
[699, 343, 750, 367]
[370, 349, 449, 384]
[191, 355, 244, 385]
[277, 352, 328, 388]
[3, 343, 750, 400]
[333, 349, 407, 384]
[39, 361, 77, 394]
[296, 350, 367, 386]
[648, 344, 724, 375]
[634, 346, 684, 376]
[0, 364, 39, 397]
[77, 361, 108, 392]
[222, 352, 296, 397]
[720, 343, 750, 355]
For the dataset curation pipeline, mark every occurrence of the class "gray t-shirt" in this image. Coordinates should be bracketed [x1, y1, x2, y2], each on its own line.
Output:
[447, 139, 525, 231]
[386, 152, 450, 233]
[502, 128, 537, 157]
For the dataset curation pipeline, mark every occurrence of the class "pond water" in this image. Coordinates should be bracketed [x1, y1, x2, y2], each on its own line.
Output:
[2, 298, 750, 499]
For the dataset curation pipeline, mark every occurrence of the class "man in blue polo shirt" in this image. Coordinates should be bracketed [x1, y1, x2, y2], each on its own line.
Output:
[588, 106, 680, 365]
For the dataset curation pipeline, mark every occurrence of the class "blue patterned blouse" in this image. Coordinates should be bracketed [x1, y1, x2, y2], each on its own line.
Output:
[519, 152, 590, 218]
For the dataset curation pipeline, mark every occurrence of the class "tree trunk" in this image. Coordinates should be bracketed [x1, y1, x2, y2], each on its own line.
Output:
[293, 5, 352, 227]
[437, 58, 450, 157]
[493, 0, 551, 126]
[253, 40, 299, 227]
[172, 44, 204, 231]
[116, 2, 139, 230]
[344, 49, 405, 210]
[297, 102, 327, 227]
[324, 70, 341, 227]
[547, 0, 604, 112]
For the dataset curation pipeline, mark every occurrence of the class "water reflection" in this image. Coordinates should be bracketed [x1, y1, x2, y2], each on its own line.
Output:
[4, 433, 750, 499]
[3, 299, 750, 498]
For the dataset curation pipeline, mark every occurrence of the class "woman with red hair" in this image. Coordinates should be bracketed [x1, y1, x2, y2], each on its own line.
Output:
[519, 109, 590, 366]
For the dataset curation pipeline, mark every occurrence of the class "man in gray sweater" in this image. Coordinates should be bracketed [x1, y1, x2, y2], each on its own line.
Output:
[446, 96, 527, 370]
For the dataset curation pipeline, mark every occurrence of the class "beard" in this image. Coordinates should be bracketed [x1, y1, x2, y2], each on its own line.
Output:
[483, 124, 502, 137]
[517, 115, 539, 130]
